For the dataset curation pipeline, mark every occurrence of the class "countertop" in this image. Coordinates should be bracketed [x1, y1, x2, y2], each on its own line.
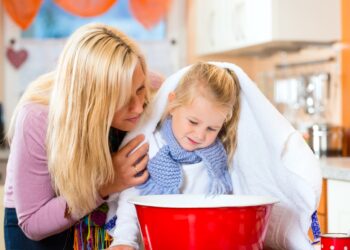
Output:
[319, 157, 350, 182]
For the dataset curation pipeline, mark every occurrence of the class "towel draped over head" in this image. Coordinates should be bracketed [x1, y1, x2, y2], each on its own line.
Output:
[137, 117, 233, 196]
[121, 62, 322, 249]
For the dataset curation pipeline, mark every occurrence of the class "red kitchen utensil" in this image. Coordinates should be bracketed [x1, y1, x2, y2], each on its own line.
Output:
[321, 233, 350, 249]
[129, 194, 278, 250]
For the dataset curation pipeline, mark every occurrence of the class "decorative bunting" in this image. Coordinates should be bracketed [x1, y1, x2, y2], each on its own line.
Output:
[2, 0, 43, 30]
[129, 0, 172, 29]
[54, 0, 117, 17]
[2, 0, 172, 30]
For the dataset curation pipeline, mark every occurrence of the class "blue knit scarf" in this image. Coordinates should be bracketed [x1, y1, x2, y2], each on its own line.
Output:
[138, 117, 233, 195]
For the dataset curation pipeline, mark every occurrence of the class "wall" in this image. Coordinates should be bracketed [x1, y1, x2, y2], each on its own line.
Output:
[2, 14, 27, 133]
[0, 1, 187, 131]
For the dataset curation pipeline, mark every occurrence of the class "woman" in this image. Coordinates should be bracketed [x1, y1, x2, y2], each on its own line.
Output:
[3, 23, 150, 249]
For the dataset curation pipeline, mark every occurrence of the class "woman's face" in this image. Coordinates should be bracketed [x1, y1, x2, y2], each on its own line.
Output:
[112, 63, 146, 131]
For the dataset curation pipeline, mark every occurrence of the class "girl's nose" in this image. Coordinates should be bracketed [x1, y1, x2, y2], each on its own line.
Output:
[194, 128, 206, 141]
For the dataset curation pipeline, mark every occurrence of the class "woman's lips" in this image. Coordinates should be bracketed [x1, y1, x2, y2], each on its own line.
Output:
[127, 115, 140, 123]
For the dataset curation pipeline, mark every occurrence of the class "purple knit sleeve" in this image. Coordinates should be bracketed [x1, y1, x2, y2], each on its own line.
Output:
[11, 104, 77, 240]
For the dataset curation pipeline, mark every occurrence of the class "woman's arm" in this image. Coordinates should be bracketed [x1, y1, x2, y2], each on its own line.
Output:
[12, 106, 79, 240]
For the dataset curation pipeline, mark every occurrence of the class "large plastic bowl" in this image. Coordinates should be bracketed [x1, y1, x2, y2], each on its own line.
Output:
[129, 194, 278, 250]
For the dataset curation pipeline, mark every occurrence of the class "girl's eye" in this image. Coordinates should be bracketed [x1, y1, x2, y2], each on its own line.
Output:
[188, 120, 197, 125]
[207, 127, 217, 132]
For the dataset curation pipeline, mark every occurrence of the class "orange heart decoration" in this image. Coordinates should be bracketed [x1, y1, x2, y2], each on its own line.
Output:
[54, 0, 117, 17]
[130, 0, 173, 29]
[2, 0, 43, 30]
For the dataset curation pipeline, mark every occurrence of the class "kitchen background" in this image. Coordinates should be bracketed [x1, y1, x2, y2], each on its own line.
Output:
[1, 0, 350, 249]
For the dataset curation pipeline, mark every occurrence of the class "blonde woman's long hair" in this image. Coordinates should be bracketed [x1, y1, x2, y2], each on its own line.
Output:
[165, 62, 241, 163]
[7, 23, 147, 218]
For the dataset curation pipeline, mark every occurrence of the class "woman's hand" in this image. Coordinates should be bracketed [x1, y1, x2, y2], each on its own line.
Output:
[100, 134, 149, 197]
[108, 245, 135, 250]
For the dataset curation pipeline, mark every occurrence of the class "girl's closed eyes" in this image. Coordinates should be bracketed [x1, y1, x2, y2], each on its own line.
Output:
[187, 118, 220, 132]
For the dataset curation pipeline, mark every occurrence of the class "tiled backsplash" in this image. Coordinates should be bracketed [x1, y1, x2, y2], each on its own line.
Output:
[250, 46, 342, 131]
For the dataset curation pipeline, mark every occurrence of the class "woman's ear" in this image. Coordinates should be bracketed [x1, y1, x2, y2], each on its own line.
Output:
[168, 92, 176, 102]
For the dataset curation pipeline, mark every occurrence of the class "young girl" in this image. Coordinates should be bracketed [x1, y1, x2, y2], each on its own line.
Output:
[107, 62, 241, 249]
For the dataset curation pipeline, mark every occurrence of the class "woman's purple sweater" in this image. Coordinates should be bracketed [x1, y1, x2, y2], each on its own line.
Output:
[4, 103, 87, 240]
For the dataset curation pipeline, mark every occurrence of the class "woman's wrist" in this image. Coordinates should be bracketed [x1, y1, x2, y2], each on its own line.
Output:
[99, 182, 124, 199]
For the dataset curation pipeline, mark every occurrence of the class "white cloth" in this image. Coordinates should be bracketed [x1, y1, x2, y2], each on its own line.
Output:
[118, 62, 322, 250]
[109, 131, 210, 248]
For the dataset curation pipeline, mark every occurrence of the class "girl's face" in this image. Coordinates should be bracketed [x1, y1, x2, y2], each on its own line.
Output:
[169, 94, 229, 151]
[112, 63, 146, 131]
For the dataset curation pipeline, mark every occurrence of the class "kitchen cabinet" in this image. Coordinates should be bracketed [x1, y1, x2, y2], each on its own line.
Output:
[318, 179, 328, 234]
[194, 0, 340, 56]
[327, 179, 350, 233]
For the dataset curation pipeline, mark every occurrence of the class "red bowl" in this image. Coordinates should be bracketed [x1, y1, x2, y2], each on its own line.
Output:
[321, 233, 350, 249]
[129, 194, 278, 250]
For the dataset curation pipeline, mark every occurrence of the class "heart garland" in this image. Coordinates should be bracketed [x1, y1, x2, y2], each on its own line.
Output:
[6, 40, 29, 70]
[3, 0, 173, 30]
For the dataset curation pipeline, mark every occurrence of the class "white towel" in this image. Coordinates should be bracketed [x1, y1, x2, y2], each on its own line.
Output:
[121, 62, 322, 250]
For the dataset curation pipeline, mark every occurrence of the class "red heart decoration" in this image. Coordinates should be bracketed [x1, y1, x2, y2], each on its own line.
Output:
[6, 47, 28, 69]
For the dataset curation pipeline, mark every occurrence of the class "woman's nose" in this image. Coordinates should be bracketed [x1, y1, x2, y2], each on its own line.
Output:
[129, 96, 144, 114]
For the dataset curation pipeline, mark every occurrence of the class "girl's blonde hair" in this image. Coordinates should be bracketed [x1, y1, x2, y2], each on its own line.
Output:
[165, 62, 241, 163]
[7, 23, 147, 218]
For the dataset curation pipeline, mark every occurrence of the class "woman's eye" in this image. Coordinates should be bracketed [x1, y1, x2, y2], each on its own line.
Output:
[137, 86, 145, 95]
[207, 127, 217, 132]
[189, 120, 197, 125]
